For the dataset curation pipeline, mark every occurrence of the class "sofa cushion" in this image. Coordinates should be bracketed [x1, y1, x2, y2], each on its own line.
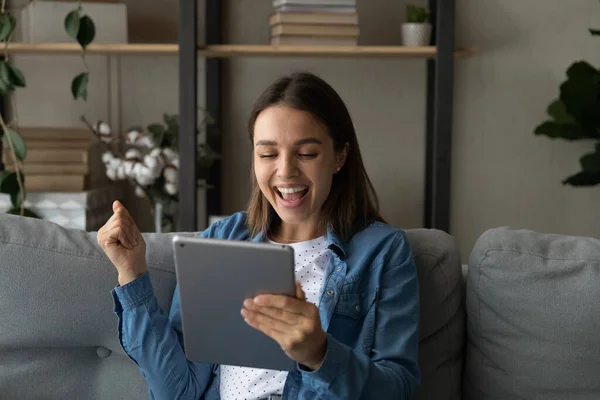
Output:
[407, 229, 465, 400]
[0, 213, 184, 399]
[464, 227, 600, 399]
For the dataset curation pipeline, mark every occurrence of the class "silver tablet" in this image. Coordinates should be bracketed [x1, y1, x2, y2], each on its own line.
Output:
[172, 235, 297, 371]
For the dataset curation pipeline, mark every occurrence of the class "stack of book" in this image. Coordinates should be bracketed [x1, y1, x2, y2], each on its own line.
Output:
[269, 0, 359, 46]
[2, 127, 92, 192]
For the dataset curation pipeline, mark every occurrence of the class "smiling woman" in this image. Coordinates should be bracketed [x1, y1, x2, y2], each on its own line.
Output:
[101, 71, 421, 400]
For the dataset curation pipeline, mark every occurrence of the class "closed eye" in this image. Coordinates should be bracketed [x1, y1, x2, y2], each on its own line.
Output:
[259, 154, 275, 158]
[299, 154, 317, 158]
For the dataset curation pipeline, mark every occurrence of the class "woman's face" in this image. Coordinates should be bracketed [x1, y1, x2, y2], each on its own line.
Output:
[253, 105, 347, 231]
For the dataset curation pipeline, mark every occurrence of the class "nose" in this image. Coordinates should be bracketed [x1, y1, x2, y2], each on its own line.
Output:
[277, 153, 299, 178]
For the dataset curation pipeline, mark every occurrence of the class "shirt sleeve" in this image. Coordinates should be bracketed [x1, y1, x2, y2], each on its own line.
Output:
[111, 267, 215, 399]
[298, 231, 421, 399]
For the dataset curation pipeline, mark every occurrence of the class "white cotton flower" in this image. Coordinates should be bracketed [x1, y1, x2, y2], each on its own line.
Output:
[163, 165, 178, 184]
[94, 120, 113, 144]
[116, 164, 127, 180]
[106, 167, 117, 181]
[135, 165, 156, 186]
[135, 186, 146, 198]
[131, 163, 143, 179]
[108, 157, 122, 170]
[101, 151, 114, 164]
[150, 148, 162, 158]
[125, 129, 142, 145]
[164, 182, 178, 196]
[170, 156, 179, 169]
[125, 149, 142, 161]
[138, 135, 155, 149]
[143, 154, 164, 177]
[162, 147, 177, 162]
[122, 160, 135, 177]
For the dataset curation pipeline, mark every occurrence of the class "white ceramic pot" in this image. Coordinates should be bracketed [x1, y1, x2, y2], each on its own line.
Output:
[401, 23, 432, 46]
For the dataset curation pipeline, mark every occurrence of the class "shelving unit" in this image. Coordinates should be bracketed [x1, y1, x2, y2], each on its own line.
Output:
[1, 0, 469, 234]
[178, 0, 466, 233]
[3, 42, 475, 59]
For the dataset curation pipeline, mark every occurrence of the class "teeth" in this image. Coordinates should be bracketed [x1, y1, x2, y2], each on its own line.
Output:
[277, 187, 306, 194]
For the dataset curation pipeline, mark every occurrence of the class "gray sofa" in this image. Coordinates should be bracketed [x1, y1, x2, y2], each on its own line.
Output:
[1, 212, 599, 399]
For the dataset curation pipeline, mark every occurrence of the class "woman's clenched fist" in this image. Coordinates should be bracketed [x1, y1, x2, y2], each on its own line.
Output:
[98, 200, 147, 286]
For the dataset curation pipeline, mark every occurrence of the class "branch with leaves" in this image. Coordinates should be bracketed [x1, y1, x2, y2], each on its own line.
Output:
[65, 2, 95, 100]
[0, 1, 96, 217]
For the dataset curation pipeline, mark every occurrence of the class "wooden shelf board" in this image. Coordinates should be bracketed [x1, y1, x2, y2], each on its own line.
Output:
[3, 43, 478, 58]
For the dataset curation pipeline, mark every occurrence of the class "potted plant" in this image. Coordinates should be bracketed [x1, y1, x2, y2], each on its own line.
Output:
[534, 25, 600, 186]
[402, 4, 432, 47]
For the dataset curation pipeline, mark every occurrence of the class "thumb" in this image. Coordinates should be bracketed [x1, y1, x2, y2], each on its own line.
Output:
[113, 200, 123, 213]
[295, 281, 306, 301]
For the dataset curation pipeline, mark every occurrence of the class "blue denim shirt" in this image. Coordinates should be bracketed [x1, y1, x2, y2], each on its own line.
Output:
[111, 212, 420, 399]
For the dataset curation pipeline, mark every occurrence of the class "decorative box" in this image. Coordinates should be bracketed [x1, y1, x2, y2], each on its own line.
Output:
[19, 1, 128, 43]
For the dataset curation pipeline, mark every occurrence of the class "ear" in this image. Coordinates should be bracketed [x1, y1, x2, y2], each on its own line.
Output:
[335, 143, 349, 172]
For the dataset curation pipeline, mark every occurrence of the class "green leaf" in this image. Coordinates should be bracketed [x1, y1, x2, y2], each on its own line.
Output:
[406, 4, 429, 23]
[0, 12, 16, 42]
[0, 61, 14, 95]
[562, 171, 600, 186]
[0, 171, 18, 194]
[77, 15, 95, 49]
[64, 10, 80, 41]
[4, 128, 26, 160]
[579, 146, 600, 173]
[7, 207, 39, 218]
[534, 121, 592, 140]
[71, 72, 89, 100]
[148, 123, 166, 146]
[7, 64, 25, 87]
[10, 187, 23, 208]
[590, 29, 600, 36]
[547, 100, 575, 124]
[559, 62, 600, 132]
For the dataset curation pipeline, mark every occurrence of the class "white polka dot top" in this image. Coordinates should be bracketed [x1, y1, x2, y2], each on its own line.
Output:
[219, 235, 330, 400]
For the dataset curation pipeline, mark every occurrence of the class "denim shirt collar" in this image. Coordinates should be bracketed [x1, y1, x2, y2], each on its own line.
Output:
[250, 226, 347, 260]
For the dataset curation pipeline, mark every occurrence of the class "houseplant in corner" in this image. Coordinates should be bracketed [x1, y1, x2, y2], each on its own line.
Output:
[402, 4, 431, 47]
[534, 26, 600, 186]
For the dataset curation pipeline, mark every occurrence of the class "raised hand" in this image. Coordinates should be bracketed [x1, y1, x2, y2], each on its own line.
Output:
[97, 200, 148, 286]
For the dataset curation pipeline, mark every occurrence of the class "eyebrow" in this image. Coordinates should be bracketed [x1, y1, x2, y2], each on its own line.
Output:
[255, 138, 323, 147]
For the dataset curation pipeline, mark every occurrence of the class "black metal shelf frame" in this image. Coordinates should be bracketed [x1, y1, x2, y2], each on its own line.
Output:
[178, 0, 455, 233]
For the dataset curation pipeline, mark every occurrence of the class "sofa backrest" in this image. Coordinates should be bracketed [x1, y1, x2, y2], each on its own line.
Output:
[0, 213, 464, 399]
[464, 227, 600, 399]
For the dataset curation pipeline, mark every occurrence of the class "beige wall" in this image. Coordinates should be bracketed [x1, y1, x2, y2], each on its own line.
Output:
[222, 0, 600, 260]
[9, 1, 600, 257]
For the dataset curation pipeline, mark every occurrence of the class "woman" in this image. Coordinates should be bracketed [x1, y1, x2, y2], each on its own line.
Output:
[98, 72, 420, 400]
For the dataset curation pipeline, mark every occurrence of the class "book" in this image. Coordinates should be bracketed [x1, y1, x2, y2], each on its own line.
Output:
[274, 5, 356, 13]
[271, 23, 359, 36]
[270, 35, 357, 46]
[273, 0, 356, 6]
[3, 148, 88, 164]
[3, 162, 89, 175]
[269, 11, 358, 26]
[16, 127, 92, 142]
[24, 174, 88, 192]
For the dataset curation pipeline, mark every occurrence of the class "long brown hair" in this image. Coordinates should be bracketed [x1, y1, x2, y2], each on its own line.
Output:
[246, 72, 384, 241]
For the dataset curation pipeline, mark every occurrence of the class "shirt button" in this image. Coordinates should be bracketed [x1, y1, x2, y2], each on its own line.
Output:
[327, 289, 334, 296]
[336, 266, 342, 272]
[355, 305, 360, 312]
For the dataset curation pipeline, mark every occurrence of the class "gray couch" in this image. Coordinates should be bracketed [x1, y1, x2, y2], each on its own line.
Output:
[1, 213, 599, 399]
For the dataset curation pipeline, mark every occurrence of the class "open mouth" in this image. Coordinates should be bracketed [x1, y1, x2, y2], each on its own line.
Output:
[275, 186, 309, 203]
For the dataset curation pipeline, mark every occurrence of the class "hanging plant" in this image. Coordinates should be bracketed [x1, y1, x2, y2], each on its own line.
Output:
[0, 0, 96, 217]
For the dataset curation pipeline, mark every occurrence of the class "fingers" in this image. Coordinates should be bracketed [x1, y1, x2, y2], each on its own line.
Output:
[242, 308, 288, 338]
[253, 293, 311, 317]
[243, 299, 301, 325]
[98, 202, 140, 250]
[296, 281, 306, 301]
